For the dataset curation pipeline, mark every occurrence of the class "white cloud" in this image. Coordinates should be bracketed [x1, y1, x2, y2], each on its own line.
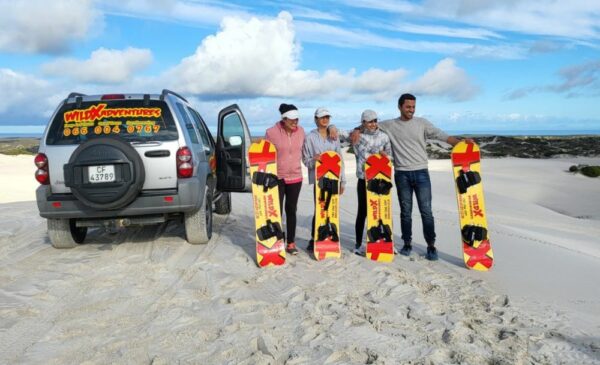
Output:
[409, 58, 479, 102]
[295, 20, 525, 59]
[98, 0, 251, 27]
[383, 22, 503, 40]
[556, 60, 600, 93]
[507, 113, 523, 121]
[283, 5, 343, 22]
[0, 10, 483, 126]
[506, 59, 600, 99]
[42, 47, 153, 84]
[352, 69, 408, 94]
[344, 0, 600, 42]
[165, 12, 479, 102]
[96, 1, 524, 59]
[422, 0, 600, 41]
[0, 69, 60, 121]
[529, 40, 567, 54]
[165, 12, 353, 98]
[167, 12, 306, 97]
[343, 0, 417, 13]
[99, 0, 526, 59]
[425, 110, 600, 132]
[0, 0, 101, 54]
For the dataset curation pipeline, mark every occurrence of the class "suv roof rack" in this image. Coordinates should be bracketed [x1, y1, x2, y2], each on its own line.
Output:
[63, 92, 85, 107]
[161, 89, 188, 103]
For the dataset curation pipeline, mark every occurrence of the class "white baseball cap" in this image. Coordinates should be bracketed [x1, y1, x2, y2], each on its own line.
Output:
[361, 109, 377, 122]
[314, 107, 331, 118]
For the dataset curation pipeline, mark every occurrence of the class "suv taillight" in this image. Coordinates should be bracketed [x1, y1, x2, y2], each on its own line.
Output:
[176, 147, 193, 178]
[34, 153, 49, 185]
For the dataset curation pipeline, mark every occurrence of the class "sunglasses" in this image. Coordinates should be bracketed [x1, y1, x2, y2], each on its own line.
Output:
[365, 119, 378, 124]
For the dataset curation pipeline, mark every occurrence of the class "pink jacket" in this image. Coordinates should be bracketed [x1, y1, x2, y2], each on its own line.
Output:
[265, 121, 305, 184]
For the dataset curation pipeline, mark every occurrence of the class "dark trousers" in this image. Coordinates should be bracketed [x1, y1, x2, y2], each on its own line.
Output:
[355, 179, 367, 249]
[310, 186, 316, 244]
[394, 169, 436, 246]
[277, 180, 302, 243]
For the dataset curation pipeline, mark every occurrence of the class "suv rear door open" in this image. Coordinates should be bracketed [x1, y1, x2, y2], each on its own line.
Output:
[216, 104, 252, 192]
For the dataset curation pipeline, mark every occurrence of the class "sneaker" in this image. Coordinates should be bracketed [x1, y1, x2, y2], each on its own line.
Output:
[306, 241, 314, 252]
[399, 243, 412, 256]
[353, 248, 365, 257]
[286, 242, 298, 255]
[426, 246, 438, 261]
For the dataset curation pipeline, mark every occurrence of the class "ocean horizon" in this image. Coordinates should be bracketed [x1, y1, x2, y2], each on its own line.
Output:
[444, 129, 600, 136]
[1, 129, 600, 139]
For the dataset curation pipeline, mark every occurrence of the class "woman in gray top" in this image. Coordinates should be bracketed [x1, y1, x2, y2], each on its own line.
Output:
[302, 107, 345, 251]
[353, 110, 392, 255]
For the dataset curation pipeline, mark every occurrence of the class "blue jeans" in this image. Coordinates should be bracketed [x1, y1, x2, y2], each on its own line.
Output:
[394, 169, 436, 245]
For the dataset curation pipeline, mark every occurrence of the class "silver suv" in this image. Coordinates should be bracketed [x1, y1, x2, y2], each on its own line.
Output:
[35, 90, 252, 248]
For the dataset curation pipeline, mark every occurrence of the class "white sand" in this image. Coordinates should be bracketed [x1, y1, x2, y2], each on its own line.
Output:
[1, 152, 599, 364]
[0, 154, 39, 203]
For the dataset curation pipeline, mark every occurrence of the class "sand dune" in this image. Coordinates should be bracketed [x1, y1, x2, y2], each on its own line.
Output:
[0, 153, 599, 364]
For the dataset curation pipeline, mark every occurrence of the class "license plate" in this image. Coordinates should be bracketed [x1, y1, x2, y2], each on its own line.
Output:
[88, 165, 115, 183]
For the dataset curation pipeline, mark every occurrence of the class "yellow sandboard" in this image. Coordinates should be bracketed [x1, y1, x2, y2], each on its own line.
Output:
[313, 151, 342, 260]
[249, 140, 286, 267]
[365, 154, 394, 262]
[451, 141, 493, 271]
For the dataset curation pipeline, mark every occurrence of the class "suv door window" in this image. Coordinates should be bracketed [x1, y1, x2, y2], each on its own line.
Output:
[216, 105, 252, 192]
[46, 99, 178, 145]
[222, 114, 245, 148]
[175, 103, 199, 144]
[187, 107, 214, 155]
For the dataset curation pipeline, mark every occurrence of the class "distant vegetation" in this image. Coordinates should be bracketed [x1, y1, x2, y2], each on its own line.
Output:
[0, 138, 39, 155]
[569, 164, 600, 178]
[426, 135, 600, 159]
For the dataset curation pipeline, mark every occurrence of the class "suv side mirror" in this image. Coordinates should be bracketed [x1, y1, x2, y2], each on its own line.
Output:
[229, 136, 242, 147]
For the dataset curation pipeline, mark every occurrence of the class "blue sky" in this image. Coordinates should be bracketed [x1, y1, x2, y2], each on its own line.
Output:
[0, 0, 599, 135]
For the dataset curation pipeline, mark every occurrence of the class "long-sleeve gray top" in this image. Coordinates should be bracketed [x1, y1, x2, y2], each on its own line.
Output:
[378, 117, 449, 171]
[302, 129, 346, 186]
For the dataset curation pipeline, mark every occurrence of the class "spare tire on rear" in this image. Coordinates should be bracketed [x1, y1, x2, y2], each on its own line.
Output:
[64, 137, 145, 210]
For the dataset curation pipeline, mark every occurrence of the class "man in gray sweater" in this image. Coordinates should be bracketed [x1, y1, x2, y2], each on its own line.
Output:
[352, 93, 466, 260]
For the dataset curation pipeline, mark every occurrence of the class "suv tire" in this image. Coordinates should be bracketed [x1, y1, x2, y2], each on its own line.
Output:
[48, 218, 88, 248]
[184, 189, 212, 244]
[214, 191, 231, 215]
[64, 137, 145, 210]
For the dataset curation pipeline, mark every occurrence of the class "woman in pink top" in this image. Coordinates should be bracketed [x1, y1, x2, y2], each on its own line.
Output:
[265, 103, 305, 255]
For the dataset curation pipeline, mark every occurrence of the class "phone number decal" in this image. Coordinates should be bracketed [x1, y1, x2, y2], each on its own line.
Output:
[62, 121, 161, 136]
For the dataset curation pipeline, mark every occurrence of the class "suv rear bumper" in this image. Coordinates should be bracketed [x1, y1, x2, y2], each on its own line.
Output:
[36, 179, 203, 219]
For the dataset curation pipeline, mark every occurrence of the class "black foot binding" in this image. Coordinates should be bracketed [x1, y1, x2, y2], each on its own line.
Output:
[456, 170, 481, 194]
[461, 225, 487, 246]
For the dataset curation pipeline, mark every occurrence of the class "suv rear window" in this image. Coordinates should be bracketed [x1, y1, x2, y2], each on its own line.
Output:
[46, 99, 178, 145]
